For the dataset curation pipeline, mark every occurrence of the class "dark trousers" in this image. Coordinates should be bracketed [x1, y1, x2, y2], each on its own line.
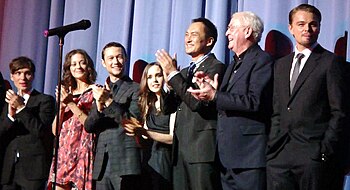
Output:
[220, 167, 266, 190]
[96, 152, 141, 190]
[148, 166, 172, 190]
[2, 162, 46, 190]
[95, 175, 141, 190]
[173, 150, 221, 190]
[266, 142, 344, 190]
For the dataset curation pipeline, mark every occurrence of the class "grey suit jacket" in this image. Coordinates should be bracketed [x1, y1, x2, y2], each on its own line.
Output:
[267, 45, 348, 163]
[85, 75, 141, 179]
[0, 89, 55, 183]
[216, 44, 273, 169]
[169, 53, 225, 163]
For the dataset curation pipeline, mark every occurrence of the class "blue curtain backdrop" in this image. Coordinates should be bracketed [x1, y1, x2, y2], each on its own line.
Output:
[0, 0, 349, 96]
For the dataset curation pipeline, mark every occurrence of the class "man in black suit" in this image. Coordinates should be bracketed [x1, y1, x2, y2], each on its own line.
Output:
[0, 72, 5, 114]
[156, 18, 225, 190]
[0, 71, 5, 190]
[0, 57, 55, 190]
[84, 42, 141, 190]
[188, 12, 273, 190]
[266, 4, 349, 190]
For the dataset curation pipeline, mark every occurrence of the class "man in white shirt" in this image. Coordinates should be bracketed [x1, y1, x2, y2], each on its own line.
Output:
[156, 18, 225, 190]
[266, 4, 349, 190]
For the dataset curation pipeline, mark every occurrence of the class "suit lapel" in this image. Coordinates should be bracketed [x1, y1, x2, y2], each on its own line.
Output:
[220, 61, 234, 91]
[114, 80, 126, 101]
[289, 45, 323, 101]
[194, 54, 218, 88]
[26, 89, 39, 106]
[225, 45, 259, 91]
[281, 54, 294, 100]
[196, 54, 215, 73]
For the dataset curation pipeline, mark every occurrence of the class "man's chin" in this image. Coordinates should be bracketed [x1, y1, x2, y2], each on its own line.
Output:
[111, 72, 123, 78]
[301, 41, 315, 48]
[18, 88, 30, 93]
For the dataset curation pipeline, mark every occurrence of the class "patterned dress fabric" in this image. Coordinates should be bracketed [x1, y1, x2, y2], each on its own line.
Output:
[48, 89, 95, 190]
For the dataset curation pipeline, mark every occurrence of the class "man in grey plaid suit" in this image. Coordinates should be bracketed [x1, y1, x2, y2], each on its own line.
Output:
[85, 42, 141, 190]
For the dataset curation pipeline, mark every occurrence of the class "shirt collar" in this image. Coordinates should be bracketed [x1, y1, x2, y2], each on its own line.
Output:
[192, 52, 211, 66]
[18, 89, 32, 105]
[234, 44, 256, 62]
[294, 42, 318, 59]
[105, 76, 123, 92]
[234, 51, 246, 62]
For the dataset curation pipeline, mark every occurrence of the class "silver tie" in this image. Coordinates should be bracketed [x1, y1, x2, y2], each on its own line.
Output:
[290, 53, 304, 94]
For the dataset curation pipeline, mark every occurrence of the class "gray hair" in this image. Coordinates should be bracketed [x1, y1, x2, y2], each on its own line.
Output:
[232, 11, 264, 42]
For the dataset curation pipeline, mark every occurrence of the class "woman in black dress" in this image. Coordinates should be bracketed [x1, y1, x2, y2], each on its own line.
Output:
[124, 62, 176, 190]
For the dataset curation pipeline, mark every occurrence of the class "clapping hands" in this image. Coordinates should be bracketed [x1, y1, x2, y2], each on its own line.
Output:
[187, 72, 219, 101]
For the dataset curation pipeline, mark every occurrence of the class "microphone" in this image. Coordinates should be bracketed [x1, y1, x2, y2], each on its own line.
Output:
[44, 19, 91, 37]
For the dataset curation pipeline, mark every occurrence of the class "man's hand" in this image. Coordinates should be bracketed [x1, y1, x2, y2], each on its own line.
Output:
[5, 89, 25, 117]
[122, 117, 143, 136]
[187, 73, 219, 101]
[7, 103, 16, 118]
[193, 72, 219, 90]
[156, 49, 178, 75]
[92, 84, 111, 112]
[5, 89, 25, 110]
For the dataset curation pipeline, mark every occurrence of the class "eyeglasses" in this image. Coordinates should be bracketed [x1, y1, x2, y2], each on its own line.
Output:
[227, 25, 248, 32]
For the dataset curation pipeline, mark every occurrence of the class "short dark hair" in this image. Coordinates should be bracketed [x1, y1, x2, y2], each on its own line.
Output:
[192, 17, 218, 49]
[289, 4, 322, 24]
[101, 42, 127, 60]
[9, 56, 35, 74]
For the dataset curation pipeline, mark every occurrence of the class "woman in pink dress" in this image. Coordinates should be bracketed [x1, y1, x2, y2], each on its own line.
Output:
[48, 49, 97, 190]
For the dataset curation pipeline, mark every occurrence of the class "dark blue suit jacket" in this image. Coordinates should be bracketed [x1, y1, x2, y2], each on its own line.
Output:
[216, 44, 273, 169]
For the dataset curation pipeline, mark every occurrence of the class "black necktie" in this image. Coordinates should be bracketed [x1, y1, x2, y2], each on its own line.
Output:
[187, 62, 196, 82]
[290, 53, 304, 94]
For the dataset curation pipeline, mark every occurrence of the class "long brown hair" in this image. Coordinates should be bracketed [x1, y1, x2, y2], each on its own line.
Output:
[62, 49, 97, 90]
[138, 62, 164, 121]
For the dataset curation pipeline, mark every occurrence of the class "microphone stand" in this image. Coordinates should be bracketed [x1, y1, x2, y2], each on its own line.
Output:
[45, 20, 91, 189]
[52, 34, 65, 190]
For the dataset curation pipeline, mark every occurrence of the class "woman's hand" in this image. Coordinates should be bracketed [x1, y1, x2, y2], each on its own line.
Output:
[122, 117, 143, 136]
[56, 85, 73, 107]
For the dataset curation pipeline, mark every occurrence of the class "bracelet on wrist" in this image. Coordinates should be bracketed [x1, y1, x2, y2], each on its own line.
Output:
[77, 111, 83, 118]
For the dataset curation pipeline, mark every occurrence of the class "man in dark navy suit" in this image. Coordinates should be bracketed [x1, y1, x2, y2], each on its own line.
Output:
[188, 12, 273, 190]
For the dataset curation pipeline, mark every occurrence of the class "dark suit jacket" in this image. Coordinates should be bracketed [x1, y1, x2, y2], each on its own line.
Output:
[84, 76, 141, 179]
[169, 53, 225, 163]
[267, 45, 348, 163]
[0, 72, 4, 185]
[0, 72, 5, 114]
[0, 89, 55, 184]
[216, 44, 273, 169]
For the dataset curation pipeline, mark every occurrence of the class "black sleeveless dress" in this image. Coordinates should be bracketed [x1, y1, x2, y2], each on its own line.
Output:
[146, 107, 173, 187]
